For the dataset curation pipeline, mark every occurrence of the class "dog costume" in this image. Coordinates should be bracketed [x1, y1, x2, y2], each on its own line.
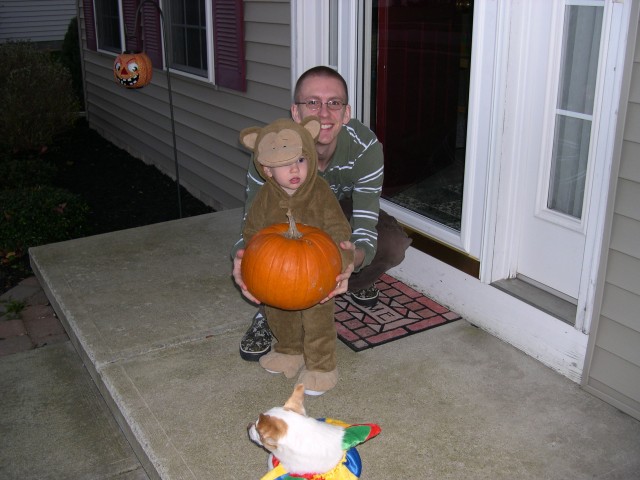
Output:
[261, 419, 381, 480]
[240, 117, 354, 393]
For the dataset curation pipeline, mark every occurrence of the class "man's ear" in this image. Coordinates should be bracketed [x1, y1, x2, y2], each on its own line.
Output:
[291, 103, 302, 123]
[341, 103, 352, 125]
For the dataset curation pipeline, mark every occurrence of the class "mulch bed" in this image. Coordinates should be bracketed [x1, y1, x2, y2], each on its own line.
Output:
[1, 119, 214, 295]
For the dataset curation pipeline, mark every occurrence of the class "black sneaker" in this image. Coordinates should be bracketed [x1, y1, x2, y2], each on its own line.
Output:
[239, 311, 273, 361]
[349, 285, 380, 308]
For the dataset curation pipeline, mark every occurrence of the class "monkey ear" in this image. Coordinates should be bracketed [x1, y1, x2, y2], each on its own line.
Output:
[239, 127, 261, 150]
[283, 383, 306, 415]
[302, 116, 321, 141]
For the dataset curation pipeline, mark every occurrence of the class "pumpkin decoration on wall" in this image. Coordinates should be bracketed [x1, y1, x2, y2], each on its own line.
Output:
[241, 210, 342, 311]
[114, 51, 153, 89]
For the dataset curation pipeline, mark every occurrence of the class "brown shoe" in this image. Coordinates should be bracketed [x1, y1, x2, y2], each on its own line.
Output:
[259, 352, 304, 379]
[297, 368, 338, 396]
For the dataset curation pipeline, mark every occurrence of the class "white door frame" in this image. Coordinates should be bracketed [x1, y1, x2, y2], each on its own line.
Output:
[291, 0, 634, 379]
[486, 0, 632, 334]
[291, 1, 359, 111]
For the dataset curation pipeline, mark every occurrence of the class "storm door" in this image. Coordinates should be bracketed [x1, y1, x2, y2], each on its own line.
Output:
[372, 0, 473, 233]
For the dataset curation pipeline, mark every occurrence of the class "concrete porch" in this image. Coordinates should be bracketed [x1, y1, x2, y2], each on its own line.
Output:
[12, 208, 640, 479]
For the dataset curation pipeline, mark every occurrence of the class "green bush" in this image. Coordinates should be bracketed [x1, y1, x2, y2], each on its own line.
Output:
[0, 186, 89, 263]
[61, 17, 84, 110]
[0, 42, 80, 153]
[0, 157, 57, 190]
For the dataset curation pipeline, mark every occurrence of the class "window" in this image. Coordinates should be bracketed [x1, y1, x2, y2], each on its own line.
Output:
[83, 0, 246, 91]
[547, 3, 603, 219]
[95, 0, 122, 53]
[166, 0, 208, 76]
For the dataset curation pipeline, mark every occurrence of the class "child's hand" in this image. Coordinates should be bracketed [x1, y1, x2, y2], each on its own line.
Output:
[319, 241, 355, 303]
[232, 249, 261, 304]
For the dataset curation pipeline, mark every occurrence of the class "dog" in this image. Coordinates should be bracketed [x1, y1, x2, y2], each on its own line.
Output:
[248, 383, 381, 479]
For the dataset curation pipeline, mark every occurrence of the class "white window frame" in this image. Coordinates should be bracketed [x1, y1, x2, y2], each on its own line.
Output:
[94, 0, 125, 54]
[292, 0, 499, 261]
[534, 0, 605, 234]
[162, 0, 216, 82]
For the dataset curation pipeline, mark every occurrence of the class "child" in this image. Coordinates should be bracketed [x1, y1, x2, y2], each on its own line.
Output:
[239, 117, 354, 395]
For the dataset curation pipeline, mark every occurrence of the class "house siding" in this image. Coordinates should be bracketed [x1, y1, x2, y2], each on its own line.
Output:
[584, 7, 640, 421]
[0, 0, 76, 45]
[78, 0, 291, 211]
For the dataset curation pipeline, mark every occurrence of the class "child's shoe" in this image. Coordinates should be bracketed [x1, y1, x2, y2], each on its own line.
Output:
[297, 368, 338, 396]
[259, 352, 304, 378]
[239, 310, 272, 361]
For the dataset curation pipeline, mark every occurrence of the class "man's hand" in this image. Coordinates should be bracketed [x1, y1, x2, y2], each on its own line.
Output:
[232, 248, 261, 304]
[319, 240, 357, 303]
[353, 245, 365, 271]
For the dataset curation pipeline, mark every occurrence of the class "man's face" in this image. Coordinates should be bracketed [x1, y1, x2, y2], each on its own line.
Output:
[291, 75, 351, 149]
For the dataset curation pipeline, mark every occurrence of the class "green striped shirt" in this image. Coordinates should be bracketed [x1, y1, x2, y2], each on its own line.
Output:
[233, 119, 383, 270]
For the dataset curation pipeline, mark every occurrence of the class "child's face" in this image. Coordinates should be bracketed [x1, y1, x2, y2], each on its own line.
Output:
[263, 157, 309, 196]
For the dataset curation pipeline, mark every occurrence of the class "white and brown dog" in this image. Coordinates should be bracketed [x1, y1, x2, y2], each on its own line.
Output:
[248, 384, 380, 479]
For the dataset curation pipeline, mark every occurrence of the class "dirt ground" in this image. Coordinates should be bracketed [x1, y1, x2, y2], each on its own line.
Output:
[1, 120, 215, 294]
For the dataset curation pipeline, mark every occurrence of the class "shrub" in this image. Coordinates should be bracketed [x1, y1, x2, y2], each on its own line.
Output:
[61, 17, 84, 110]
[0, 42, 80, 153]
[0, 186, 89, 265]
[0, 158, 57, 190]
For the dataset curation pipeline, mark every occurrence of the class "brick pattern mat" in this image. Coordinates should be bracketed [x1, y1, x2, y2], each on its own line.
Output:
[335, 273, 461, 351]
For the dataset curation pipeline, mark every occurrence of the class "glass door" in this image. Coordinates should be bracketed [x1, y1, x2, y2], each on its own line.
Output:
[371, 0, 473, 232]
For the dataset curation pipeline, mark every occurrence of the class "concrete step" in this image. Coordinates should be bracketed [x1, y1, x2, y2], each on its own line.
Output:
[27, 208, 640, 479]
[0, 341, 149, 479]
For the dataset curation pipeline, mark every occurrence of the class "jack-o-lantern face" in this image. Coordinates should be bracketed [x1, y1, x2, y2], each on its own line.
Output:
[114, 51, 153, 88]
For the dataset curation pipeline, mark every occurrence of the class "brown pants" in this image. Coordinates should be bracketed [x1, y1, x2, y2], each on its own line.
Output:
[340, 198, 412, 291]
[265, 300, 337, 372]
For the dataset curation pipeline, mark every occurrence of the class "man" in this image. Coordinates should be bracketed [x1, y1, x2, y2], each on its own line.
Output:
[232, 66, 411, 361]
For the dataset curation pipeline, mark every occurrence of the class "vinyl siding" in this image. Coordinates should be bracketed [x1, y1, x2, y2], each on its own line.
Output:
[584, 10, 640, 421]
[0, 0, 76, 44]
[78, 0, 291, 211]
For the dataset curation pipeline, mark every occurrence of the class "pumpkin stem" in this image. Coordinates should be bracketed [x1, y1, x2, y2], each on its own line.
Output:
[285, 209, 303, 239]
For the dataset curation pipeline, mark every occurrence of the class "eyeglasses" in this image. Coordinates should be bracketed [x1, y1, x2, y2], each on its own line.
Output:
[295, 99, 346, 111]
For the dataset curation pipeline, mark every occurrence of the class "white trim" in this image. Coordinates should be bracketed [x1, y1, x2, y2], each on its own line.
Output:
[490, 2, 548, 282]
[459, 0, 500, 258]
[117, 0, 125, 50]
[291, 1, 359, 116]
[576, 0, 632, 333]
[206, 0, 214, 84]
[291, 1, 330, 97]
[335, 0, 359, 115]
[555, 109, 595, 122]
[360, 1, 373, 124]
[485, 0, 522, 283]
[390, 248, 588, 383]
[582, 0, 640, 391]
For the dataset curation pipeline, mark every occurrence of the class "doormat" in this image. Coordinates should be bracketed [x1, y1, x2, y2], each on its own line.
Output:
[335, 273, 462, 352]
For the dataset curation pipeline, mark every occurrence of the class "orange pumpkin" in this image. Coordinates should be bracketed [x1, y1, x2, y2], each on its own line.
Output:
[242, 211, 342, 310]
[114, 51, 153, 88]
